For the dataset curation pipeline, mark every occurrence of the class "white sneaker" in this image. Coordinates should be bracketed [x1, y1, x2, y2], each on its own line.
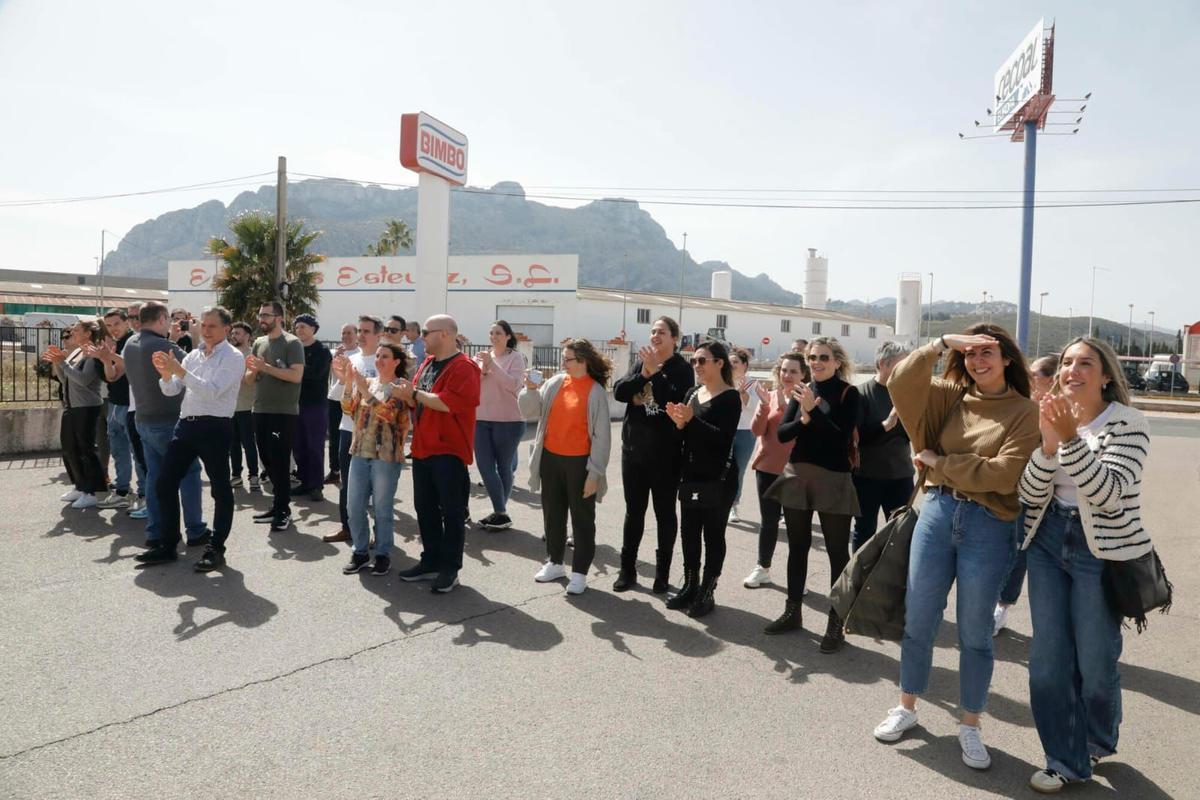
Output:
[534, 562, 568, 583]
[873, 706, 919, 742]
[566, 572, 587, 595]
[743, 565, 772, 588]
[729, 508, 741, 524]
[1029, 769, 1069, 794]
[97, 491, 130, 509]
[993, 604, 1010, 637]
[959, 724, 991, 770]
[59, 489, 83, 503]
[70, 493, 99, 509]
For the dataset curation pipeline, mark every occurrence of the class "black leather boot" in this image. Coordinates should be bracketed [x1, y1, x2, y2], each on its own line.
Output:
[613, 552, 638, 592]
[652, 549, 671, 594]
[819, 609, 846, 653]
[665, 568, 698, 610]
[687, 576, 717, 618]
[764, 599, 802, 634]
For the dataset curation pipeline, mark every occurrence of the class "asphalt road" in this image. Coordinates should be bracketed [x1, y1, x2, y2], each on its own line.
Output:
[2, 415, 1197, 799]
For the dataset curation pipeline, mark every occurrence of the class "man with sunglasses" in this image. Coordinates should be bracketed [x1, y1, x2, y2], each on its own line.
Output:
[394, 315, 480, 593]
[383, 316, 406, 342]
[244, 301, 305, 531]
[324, 315, 381, 543]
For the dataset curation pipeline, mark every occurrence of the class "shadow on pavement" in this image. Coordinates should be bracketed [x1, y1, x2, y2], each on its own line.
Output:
[356, 575, 564, 652]
[567, 589, 723, 659]
[133, 565, 279, 641]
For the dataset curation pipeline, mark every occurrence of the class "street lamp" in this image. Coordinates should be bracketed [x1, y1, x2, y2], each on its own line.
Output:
[1127, 303, 1134, 357]
[1035, 291, 1049, 357]
[1148, 311, 1156, 355]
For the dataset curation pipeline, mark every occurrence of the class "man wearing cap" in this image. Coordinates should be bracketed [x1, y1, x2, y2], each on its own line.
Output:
[245, 301, 305, 531]
[292, 313, 331, 501]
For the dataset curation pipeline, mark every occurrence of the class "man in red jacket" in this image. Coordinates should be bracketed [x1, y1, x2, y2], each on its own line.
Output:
[394, 314, 481, 593]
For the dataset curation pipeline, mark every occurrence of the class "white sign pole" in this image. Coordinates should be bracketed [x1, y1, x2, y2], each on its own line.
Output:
[415, 172, 451, 315]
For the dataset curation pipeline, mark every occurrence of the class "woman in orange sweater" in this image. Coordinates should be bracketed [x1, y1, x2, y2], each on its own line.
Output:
[872, 324, 1039, 772]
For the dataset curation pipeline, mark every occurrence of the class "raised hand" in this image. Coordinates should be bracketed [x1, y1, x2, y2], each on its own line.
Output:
[754, 381, 771, 404]
[942, 333, 999, 352]
[665, 401, 693, 429]
[793, 383, 817, 413]
[245, 354, 265, 374]
[638, 346, 661, 378]
[1041, 394, 1078, 448]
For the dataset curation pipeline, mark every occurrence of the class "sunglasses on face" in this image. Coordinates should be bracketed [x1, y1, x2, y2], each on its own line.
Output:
[384, 326, 402, 334]
[421, 328, 448, 338]
[807, 353, 832, 363]
[689, 356, 713, 366]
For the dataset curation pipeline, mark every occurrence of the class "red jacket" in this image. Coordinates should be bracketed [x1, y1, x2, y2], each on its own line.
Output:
[410, 352, 481, 464]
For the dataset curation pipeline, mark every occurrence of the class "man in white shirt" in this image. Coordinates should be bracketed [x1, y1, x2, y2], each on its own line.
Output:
[323, 315, 380, 543]
[135, 306, 246, 571]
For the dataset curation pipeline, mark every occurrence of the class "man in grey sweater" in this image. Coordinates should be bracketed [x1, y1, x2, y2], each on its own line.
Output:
[110, 303, 210, 547]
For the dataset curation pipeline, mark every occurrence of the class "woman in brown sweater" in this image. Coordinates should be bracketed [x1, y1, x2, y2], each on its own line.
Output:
[872, 324, 1039, 772]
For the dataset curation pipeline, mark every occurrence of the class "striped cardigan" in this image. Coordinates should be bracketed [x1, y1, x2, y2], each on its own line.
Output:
[1018, 402, 1152, 560]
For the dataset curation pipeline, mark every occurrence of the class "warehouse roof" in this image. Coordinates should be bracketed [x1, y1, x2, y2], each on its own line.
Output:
[576, 286, 890, 328]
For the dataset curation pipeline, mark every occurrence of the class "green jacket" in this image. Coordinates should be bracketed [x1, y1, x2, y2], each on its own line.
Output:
[829, 503, 918, 642]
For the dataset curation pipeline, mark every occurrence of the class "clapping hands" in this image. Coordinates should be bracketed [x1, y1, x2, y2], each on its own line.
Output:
[665, 401, 694, 429]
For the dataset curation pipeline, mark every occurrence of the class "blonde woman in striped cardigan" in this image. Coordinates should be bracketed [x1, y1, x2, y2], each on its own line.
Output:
[1017, 337, 1151, 794]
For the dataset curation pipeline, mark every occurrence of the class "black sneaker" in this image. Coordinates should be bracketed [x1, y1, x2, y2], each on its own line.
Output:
[477, 512, 498, 528]
[135, 545, 177, 565]
[397, 562, 439, 582]
[432, 571, 460, 593]
[252, 510, 275, 522]
[270, 514, 292, 532]
[370, 555, 391, 576]
[342, 553, 370, 574]
[482, 513, 513, 531]
[186, 529, 212, 547]
[194, 546, 225, 572]
[309, 488, 325, 502]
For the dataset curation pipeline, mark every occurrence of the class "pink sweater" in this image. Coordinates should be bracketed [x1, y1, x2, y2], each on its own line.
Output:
[474, 349, 527, 422]
[750, 390, 792, 475]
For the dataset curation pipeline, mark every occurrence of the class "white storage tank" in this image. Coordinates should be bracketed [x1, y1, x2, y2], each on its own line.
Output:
[804, 248, 828, 310]
[896, 272, 923, 343]
[711, 270, 733, 300]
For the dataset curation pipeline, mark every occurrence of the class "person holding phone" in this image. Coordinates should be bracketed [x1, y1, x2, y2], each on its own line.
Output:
[473, 320, 528, 531]
[524, 339, 612, 595]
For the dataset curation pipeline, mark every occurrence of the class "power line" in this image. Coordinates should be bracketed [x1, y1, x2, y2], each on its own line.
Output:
[0, 173, 274, 208]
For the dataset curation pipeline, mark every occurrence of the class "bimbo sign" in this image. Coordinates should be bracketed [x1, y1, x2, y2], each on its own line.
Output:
[993, 19, 1045, 131]
[400, 112, 468, 185]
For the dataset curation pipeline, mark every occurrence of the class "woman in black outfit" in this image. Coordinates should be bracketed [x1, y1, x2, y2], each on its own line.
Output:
[665, 340, 740, 618]
[764, 337, 861, 652]
[612, 316, 694, 593]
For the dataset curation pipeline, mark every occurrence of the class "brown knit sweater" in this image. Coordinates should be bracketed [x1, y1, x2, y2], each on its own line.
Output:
[889, 341, 1039, 520]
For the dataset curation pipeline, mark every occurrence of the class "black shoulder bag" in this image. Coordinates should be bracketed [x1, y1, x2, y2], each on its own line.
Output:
[1103, 549, 1173, 633]
[677, 389, 735, 509]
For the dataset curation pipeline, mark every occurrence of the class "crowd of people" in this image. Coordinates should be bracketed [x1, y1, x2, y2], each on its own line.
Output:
[44, 304, 1155, 794]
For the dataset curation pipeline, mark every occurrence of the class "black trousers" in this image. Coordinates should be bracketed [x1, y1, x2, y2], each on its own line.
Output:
[680, 473, 737, 581]
[782, 508, 853, 602]
[253, 412, 296, 516]
[540, 451, 597, 574]
[755, 470, 784, 568]
[328, 399, 343, 474]
[229, 409, 259, 477]
[156, 417, 234, 551]
[413, 454, 469, 575]
[851, 475, 914, 552]
[61, 406, 105, 494]
[619, 453, 681, 574]
[338, 429, 353, 528]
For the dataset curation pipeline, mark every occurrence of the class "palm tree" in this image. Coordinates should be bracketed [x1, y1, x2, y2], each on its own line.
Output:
[363, 218, 413, 256]
[208, 212, 324, 324]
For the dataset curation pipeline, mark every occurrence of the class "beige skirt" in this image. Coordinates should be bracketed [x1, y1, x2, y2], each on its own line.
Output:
[764, 462, 861, 516]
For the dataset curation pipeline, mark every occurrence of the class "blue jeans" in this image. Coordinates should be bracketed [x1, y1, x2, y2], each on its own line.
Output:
[1027, 502, 1122, 781]
[900, 490, 1018, 714]
[106, 403, 132, 493]
[347, 456, 403, 557]
[731, 428, 756, 505]
[137, 419, 205, 543]
[1000, 546, 1028, 605]
[474, 420, 525, 514]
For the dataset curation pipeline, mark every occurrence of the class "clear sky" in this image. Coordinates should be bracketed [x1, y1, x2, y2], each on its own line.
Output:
[1, 0, 1197, 330]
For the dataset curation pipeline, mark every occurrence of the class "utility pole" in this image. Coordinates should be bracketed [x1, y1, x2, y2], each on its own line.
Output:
[98, 230, 106, 315]
[1127, 303, 1134, 357]
[678, 232, 687, 331]
[1148, 311, 1156, 355]
[1035, 291, 1048, 357]
[275, 156, 287, 303]
[621, 251, 628, 341]
[927, 272, 934, 339]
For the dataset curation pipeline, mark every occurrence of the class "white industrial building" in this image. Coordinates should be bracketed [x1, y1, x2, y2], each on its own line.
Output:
[168, 254, 894, 365]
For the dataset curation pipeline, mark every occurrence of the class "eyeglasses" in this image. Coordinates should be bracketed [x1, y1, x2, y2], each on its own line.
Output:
[420, 328, 447, 338]
[257, 313, 279, 320]
[689, 356, 712, 366]
[383, 326, 402, 334]
[807, 354, 832, 363]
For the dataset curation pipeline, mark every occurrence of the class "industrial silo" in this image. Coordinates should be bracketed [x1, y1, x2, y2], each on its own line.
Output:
[804, 248, 828, 310]
[896, 272, 923, 344]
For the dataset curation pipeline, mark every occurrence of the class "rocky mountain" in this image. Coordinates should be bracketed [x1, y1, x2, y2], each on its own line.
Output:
[103, 179, 803, 306]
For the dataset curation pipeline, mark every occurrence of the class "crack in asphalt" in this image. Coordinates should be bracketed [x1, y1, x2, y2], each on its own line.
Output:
[0, 588, 561, 762]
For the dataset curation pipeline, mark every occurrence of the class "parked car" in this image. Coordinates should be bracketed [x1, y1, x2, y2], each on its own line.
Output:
[1144, 362, 1190, 392]
[1122, 365, 1146, 392]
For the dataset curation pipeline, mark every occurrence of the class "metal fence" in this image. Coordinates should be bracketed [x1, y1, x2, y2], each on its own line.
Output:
[0, 326, 67, 404]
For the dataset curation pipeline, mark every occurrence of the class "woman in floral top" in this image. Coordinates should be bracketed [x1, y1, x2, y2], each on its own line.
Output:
[332, 342, 411, 576]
